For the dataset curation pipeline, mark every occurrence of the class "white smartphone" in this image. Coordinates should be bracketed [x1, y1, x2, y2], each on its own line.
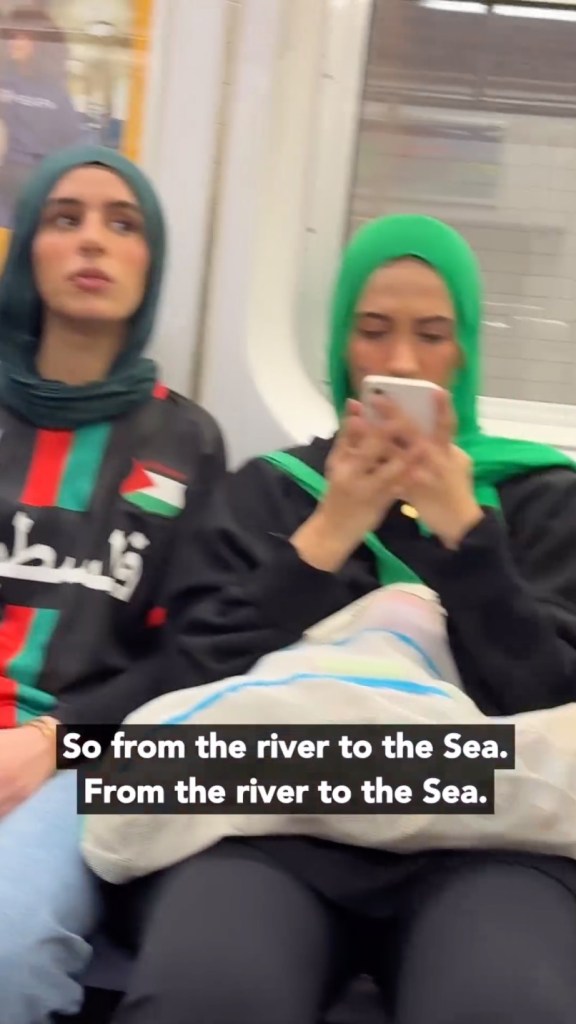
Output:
[361, 375, 441, 435]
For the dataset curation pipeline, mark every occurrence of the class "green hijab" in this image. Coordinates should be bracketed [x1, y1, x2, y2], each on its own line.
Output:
[263, 214, 576, 584]
[0, 144, 165, 429]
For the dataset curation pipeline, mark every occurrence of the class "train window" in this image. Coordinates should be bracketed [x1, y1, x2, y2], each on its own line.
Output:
[299, 0, 576, 449]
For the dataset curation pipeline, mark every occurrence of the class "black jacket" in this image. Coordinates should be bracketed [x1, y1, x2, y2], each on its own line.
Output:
[166, 434, 576, 717]
[0, 387, 226, 727]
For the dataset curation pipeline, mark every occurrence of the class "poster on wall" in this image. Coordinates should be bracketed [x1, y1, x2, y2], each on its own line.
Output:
[0, 0, 153, 262]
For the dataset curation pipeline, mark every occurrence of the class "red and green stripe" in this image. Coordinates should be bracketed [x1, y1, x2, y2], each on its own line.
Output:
[0, 606, 60, 725]
[0, 422, 112, 726]
[21, 422, 112, 512]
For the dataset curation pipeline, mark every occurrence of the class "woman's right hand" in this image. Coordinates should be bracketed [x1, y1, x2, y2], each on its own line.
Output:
[291, 399, 405, 573]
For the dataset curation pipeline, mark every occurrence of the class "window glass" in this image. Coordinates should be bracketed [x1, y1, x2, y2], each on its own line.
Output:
[345, 0, 576, 405]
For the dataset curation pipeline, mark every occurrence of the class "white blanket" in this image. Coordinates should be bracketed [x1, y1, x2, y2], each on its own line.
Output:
[82, 584, 576, 883]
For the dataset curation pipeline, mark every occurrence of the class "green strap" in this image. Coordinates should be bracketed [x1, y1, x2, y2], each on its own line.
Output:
[262, 451, 421, 586]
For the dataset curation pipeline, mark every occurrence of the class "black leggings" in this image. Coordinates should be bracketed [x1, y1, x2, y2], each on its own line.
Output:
[108, 842, 576, 1024]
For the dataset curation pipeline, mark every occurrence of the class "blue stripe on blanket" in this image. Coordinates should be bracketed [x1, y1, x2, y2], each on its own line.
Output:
[162, 672, 452, 726]
[326, 628, 442, 679]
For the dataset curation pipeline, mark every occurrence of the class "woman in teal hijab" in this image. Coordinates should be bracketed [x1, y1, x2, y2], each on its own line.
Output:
[112, 215, 576, 1024]
[0, 145, 225, 1023]
[0, 143, 164, 427]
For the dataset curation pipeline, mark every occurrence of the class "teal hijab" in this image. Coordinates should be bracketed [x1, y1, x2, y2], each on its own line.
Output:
[263, 214, 576, 584]
[0, 145, 165, 429]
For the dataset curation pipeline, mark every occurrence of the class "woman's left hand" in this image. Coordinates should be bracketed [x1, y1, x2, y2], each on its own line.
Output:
[384, 389, 485, 548]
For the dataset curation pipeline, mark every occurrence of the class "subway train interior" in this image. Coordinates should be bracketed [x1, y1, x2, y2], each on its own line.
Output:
[98, 0, 576, 469]
[1, 0, 576, 1021]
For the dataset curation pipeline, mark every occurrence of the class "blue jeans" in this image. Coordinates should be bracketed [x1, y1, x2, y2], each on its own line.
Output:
[0, 770, 100, 1022]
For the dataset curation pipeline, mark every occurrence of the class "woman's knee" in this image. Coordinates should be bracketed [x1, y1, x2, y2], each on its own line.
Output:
[404, 973, 576, 1024]
[395, 862, 576, 1024]
[111, 843, 347, 1024]
[116, 967, 321, 1024]
[0, 776, 99, 1022]
[114, 902, 337, 1024]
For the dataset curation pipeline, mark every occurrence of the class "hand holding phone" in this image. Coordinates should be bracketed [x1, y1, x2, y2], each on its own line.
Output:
[361, 375, 442, 435]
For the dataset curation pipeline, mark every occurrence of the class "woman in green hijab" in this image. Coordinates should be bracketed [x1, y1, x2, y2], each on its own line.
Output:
[112, 215, 576, 1024]
[0, 145, 225, 1023]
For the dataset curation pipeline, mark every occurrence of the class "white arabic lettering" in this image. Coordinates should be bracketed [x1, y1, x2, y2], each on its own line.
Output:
[0, 514, 150, 603]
